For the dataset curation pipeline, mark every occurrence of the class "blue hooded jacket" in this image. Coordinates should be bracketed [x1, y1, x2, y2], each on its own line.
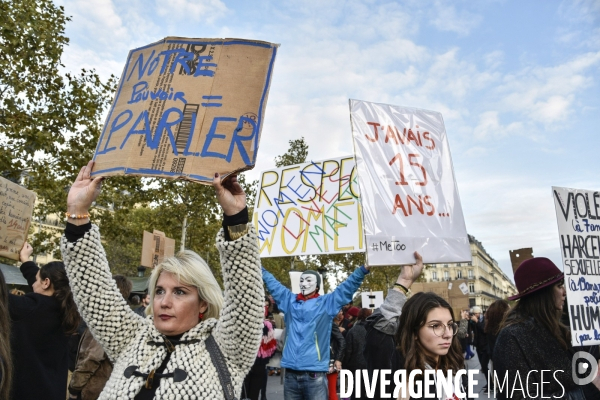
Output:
[262, 267, 368, 372]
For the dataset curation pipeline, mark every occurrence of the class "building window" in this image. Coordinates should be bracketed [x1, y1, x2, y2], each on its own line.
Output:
[468, 270, 474, 279]
[456, 263, 461, 267]
[444, 271, 449, 280]
[469, 282, 475, 293]
[467, 262, 472, 266]
[456, 270, 462, 279]
[432, 271, 437, 280]
[443, 264, 449, 267]
[469, 298, 476, 307]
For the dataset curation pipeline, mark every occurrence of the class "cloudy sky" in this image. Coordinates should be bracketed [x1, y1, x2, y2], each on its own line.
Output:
[56, 0, 600, 279]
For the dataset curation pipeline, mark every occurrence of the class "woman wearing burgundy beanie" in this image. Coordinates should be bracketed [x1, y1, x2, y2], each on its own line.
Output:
[342, 306, 360, 334]
[493, 257, 600, 399]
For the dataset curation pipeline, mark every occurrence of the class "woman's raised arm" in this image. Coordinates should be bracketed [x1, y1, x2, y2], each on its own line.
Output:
[60, 161, 142, 360]
[212, 173, 265, 373]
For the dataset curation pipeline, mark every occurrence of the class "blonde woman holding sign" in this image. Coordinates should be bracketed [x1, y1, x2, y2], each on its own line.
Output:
[61, 161, 264, 400]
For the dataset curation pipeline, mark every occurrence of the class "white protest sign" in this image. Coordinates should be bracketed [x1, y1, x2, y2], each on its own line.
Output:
[254, 156, 364, 257]
[350, 99, 470, 266]
[289, 271, 325, 295]
[553, 186, 600, 346]
[361, 291, 384, 309]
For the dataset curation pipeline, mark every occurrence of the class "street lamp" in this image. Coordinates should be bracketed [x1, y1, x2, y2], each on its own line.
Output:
[137, 265, 147, 278]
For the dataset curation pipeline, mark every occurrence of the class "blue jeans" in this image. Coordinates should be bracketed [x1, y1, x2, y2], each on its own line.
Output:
[284, 370, 328, 400]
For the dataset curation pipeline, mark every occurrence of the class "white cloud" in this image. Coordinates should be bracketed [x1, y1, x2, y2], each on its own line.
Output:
[497, 51, 600, 125]
[59, 0, 129, 45]
[155, 0, 228, 23]
[58, 0, 162, 78]
[530, 95, 572, 122]
[483, 50, 504, 69]
[464, 146, 488, 157]
[473, 111, 523, 139]
[557, 0, 600, 49]
[559, 0, 600, 25]
[429, 1, 483, 36]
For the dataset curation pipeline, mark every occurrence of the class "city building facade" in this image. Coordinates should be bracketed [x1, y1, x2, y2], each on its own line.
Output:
[421, 234, 517, 311]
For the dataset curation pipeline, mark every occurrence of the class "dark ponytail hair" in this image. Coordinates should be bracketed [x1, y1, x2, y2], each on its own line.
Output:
[0, 271, 13, 400]
[40, 262, 81, 334]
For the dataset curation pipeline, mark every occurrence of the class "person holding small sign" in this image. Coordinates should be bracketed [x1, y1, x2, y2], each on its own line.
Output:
[60, 161, 264, 400]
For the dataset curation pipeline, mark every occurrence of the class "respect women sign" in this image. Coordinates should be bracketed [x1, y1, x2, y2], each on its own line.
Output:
[350, 100, 470, 266]
[254, 156, 364, 257]
[553, 186, 600, 346]
[92, 37, 278, 183]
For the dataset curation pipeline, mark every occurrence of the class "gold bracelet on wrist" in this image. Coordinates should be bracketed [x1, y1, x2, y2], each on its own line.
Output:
[227, 223, 249, 241]
[65, 212, 91, 220]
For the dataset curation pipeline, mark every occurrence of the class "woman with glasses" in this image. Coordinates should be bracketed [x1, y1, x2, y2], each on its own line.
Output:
[362, 252, 469, 400]
[394, 292, 468, 400]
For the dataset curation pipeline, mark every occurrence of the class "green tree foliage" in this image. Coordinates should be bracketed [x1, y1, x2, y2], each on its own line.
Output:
[99, 174, 252, 277]
[0, 0, 155, 264]
[99, 205, 224, 281]
[274, 137, 308, 168]
[0, 0, 128, 259]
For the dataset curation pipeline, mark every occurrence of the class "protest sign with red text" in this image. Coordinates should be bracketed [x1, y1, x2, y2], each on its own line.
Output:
[350, 100, 470, 266]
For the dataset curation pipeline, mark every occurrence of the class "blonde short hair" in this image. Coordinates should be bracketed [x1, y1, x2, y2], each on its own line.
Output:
[146, 250, 224, 320]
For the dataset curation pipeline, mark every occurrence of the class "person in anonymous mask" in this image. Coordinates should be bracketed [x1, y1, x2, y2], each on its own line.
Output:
[262, 266, 370, 400]
[299, 271, 319, 296]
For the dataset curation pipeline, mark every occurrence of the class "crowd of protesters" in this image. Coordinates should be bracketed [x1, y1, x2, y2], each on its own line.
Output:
[1, 161, 600, 400]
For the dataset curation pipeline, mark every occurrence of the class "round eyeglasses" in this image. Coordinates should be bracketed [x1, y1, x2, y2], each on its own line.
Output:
[428, 322, 458, 337]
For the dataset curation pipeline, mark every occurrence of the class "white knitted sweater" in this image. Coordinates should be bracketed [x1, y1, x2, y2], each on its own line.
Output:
[60, 225, 264, 400]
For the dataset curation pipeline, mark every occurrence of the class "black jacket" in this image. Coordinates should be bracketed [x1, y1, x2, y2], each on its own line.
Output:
[363, 312, 399, 400]
[474, 318, 487, 352]
[493, 316, 600, 400]
[343, 320, 368, 372]
[330, 321, 346, 366]
[8, 261, 70, 400]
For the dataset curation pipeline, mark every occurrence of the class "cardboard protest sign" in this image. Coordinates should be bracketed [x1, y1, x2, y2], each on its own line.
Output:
[0, 177, 36, 261]
[92, 37, 279, 183]
[289, 271, 325, 295]
[553, 186, 600, 346]
[411, 280, 469, 319]
[361, 291, 384, 309]
[509, 247, 534, 274]
[254, 156, 364, 257]
[141, 230, 176, 268]
[349, 100, 470, 266]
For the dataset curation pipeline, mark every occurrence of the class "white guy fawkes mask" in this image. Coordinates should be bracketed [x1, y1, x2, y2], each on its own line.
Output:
[299, 273, 318, 296]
